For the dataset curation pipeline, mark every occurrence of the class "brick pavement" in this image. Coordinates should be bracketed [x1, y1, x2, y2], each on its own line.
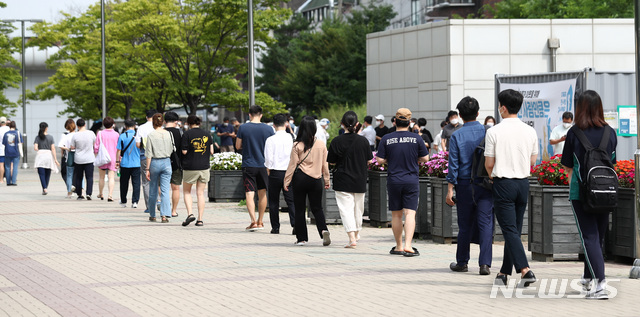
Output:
[0, 169, 638, 316]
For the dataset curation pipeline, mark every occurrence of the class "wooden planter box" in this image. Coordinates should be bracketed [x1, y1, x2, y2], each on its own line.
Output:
[431, 177, 458, 244]
[368, 170, 390, 227]
[527, 184, 580, 261]
[208, 169, 244, 202]
[415, 177, 432, 239]
[606, 188, 636, 259]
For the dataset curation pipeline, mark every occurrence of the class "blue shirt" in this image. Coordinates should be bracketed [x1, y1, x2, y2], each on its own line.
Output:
[2, 130, 22, 158]
[376, 130, 429, 184]
[446, 121, 486, 185]
[217, 123, 235, 146]
[117, 130, 141, 168]
[237, 122, 274, 168]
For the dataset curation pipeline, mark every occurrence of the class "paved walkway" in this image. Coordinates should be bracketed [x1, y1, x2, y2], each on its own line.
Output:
[0, 168, 637, 316]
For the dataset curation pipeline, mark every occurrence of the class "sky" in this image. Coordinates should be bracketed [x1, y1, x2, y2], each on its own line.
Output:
[1, 0, 98, 35]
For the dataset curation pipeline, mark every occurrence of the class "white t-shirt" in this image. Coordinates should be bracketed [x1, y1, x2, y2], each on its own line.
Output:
[432, 130, 442, 149]
[315, 122, 328, 143]
[485, 118, 538, 179]
[550, 124, 570, 156]
[0, 125, 9, 156]
[359, 125, 376, 146]
[135, 120, 154, 156]
[58, 132, 75, 159]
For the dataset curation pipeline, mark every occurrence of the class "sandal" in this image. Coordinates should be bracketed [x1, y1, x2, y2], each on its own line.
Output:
[246, 222, 259, 231]
[107, 196, 113, 202]
[256, 222, 265, 230]
[161, 217, 169, 223]
[195, 221, 203, 226]
[403, 247, 420, 257]
[182, 214, 196, 227]
[149, 217, 157, 222]
[97, 194, 104, 200]
[344, 242, 357, 249]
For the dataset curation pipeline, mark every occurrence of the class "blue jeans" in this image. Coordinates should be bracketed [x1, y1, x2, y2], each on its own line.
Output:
[493, 178, 530, 275]
[4, 156, 19, 185]
[455, 179, 494, 267]
[65, 165, 75, 192]
[148, 158, 171, 218]
[37, 168, 52, 190]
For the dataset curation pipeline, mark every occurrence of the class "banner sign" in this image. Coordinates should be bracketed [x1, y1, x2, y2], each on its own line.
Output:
[499, 78, 577, 164]
[617, 105, 637, 136]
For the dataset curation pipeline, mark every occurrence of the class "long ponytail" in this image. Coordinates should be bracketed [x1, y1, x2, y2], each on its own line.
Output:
[38, 122, 48, 140]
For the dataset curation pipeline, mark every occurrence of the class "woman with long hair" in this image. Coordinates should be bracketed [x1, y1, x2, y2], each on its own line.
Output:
[284, 116, 331, 246]
[58, 119, 77, 198]
[145, 113, 173, 223]
[327, 111, 373, 248]
[94, 116, 119, 201]
[561, 90, 617, 299]
[34, 122, 59, 195]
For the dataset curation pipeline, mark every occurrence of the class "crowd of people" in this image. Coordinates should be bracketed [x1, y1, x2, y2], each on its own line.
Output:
[0, 88, 615, 299]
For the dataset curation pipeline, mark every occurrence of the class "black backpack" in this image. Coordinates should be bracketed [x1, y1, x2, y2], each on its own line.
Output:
[470, 125, 493, 195]
[573, 127, 618, 214]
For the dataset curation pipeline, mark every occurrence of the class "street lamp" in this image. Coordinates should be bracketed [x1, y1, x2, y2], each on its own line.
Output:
[2, 19, 44, 169]
[247, 0, 255, 108]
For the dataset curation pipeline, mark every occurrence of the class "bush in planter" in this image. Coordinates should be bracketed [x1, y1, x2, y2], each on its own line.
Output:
[531, 154, 568, 186]
[614, 159, 635, 188]
[210, 152, 242, 170]
[368, 151, 387, 171]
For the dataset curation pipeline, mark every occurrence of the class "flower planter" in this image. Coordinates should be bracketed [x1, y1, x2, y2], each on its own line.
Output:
[527, 184, 580, 262]
[606, 188, 636, 259]
[415, 177, 432, 239]
[368, 170, 390, 227]
[208, 170, 244, 202]
[430, 177, 458, 244]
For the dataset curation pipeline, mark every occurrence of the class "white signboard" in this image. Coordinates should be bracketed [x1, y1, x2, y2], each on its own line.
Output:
[500, 78, 577, 163]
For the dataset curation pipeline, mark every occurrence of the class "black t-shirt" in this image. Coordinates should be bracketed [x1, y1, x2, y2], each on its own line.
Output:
[165, 127, 183, 158]
[561, 125, 617, 180]
[181, 128, 212, 170]
[327, 133, 373, 193]
[375, 126, 389, 147]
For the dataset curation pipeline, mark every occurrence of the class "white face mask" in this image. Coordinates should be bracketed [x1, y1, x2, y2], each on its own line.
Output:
[486, 122, 494, 127]
[289, 120, 294, 125]
[410, 123, 415, 128]
[376, 120, 382, 125]
[450, 118, 459, 125]
[223, 123, 228, 126]
[563, 122, 572, 129]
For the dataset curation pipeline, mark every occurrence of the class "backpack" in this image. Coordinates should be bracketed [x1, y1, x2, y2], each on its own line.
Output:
[470, 125, 493, 200]
[573, 127, 618, 214]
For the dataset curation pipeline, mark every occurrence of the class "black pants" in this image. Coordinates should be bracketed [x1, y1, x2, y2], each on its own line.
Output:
[493, 178, 529, 275]
[74, 163, 94, 196]
[572, 200, 608, 282]
[293, 171, 327, 242]
[61, 157, 67, 185]
[268, 170, 295, 230]
[120, 167, 141, 204]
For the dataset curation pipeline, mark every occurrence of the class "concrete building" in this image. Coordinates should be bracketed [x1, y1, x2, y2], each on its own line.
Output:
[366, 18, 634, 133]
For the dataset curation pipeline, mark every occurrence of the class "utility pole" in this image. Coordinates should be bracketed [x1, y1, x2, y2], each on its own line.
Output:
[247, 0, 255, 108]
[101, 0, 107, 119]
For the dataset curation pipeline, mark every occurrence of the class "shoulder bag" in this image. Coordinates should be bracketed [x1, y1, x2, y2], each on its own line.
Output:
[94, 132, 112, 167]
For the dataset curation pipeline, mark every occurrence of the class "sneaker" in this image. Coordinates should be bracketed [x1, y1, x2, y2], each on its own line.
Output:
[86, 196, 92, 201]
[119, 202, 127, 208]
[322, 230, 331, 246]
[585, 289, 609, 300]
[71, 185, 76, 192]
[77, 196, 85, 200]
[270, 228, 279, 234]
[144, 209, 149, 213]
[294, 241, 307, 246]
[132, 202, 138, 208]
[579, 278, 593, 292]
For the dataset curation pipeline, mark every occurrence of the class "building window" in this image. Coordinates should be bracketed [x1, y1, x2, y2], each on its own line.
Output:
[411, 0, 420, 26]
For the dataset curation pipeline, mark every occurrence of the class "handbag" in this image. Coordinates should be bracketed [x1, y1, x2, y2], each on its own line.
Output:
[94, 132, 112, 167]
[67, 151, 75, 167]
[169, 131, 182, 170]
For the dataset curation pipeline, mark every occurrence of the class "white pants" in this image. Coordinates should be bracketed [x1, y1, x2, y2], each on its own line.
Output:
[335, 191, 365, 233]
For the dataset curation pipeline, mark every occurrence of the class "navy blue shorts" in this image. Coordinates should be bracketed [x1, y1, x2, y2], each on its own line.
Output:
[0, 156, 4, 163]
[387, 182, 419, 211]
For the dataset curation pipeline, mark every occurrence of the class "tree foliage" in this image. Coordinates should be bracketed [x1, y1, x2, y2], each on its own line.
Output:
[0, 1, 22, 117]
[487, 0, 634, 19]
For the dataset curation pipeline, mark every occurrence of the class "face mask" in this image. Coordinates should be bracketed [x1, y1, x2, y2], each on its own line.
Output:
[341, 125, 346, 131]
[486, 122, 494, 127]
[223, 123, 228, 126]
[289, 120, 294, 125]
[376, 120, 382, 125]
[563, 123, 572, 129]
[410, 123, 415, 128]
[450, 119, 459, 125]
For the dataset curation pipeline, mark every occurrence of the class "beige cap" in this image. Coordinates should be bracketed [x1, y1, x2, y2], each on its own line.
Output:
[395, 108, 411, 121]
[0, 117, 6, 124]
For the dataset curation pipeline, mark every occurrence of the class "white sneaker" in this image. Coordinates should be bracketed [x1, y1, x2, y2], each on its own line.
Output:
[119, 202, 127, 208]
[294, 241, 307, 246]
[585, 289, 608, 300]
[132, 202, 138, 208]
[322, 230, 331, 246]
[579, 278, 592, 292]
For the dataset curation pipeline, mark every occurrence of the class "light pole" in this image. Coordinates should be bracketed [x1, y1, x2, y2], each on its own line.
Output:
[247, 0, 255, 108]
[101, 0, 106, 119]
[2, 19, 43, 169]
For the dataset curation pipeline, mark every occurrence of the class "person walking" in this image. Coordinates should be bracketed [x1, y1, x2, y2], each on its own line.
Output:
[445, 97, 494, 275]
[116, 119, 141, 208]
[441, 110, 462, 151]
[58, 119, 77, 198]
[236, 105, 274, 231]
[94, 117, 119, 201]
[374, 114, 388, 149]
[264, 113, 296, 235]
[284, 116, 331, 246]
[136, 109, 158, 211]
[71, 119, 96, 200]
[327, 111, 373, 248]
[485, 89, 538, 287]
[376, 108, 430, 256]
[164, 111, 183, 218]
[217, 117, 236, 152]
[561, 90, 617, 299]
[144, 113, 173, 223]
[180, 115, 213, 227]
[0, 117, 8, 183]
[34, 122, 60, 195]
[2, 121, 22, 186]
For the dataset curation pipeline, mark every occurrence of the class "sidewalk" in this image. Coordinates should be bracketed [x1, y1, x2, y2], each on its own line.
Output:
[0, 168, 637, 316]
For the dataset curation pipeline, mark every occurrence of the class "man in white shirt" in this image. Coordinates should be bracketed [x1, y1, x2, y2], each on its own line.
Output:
[0, 117, 9, 183]
[264, 113, 296, 234]
[359, 115, 376, 151]
[549, 111, 573, 156]
[432, 120, 446, 154]
[136, 109, 158, 211]
[485, 89, 538, 288]
[315, 118, 329, 143]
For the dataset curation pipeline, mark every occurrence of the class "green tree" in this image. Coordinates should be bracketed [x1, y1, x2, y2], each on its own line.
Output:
[487, 0, 633, 18]
[0, 1, 22, 117]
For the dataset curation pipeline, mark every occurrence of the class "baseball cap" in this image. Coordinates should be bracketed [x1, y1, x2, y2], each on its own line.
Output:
[395, 108, 411, 121]
[375, 114, 384, 121]
[0, 117, 6, 124]
[320, 118, 330, 126]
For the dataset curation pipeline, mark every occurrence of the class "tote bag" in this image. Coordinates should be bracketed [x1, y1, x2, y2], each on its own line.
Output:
[94, 132, 112, 167]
